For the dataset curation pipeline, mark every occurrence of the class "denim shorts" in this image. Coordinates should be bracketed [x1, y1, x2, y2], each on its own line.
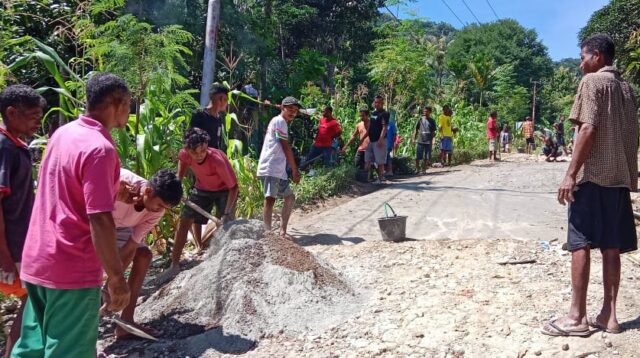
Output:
[416, 143, 432, 160]
[440, 137, 453, 152]
[259, 176, 293, 199]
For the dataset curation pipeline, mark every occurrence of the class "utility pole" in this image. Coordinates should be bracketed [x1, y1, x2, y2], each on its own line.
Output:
[200, 0, 222, 107]
[530, 79, 542, 126]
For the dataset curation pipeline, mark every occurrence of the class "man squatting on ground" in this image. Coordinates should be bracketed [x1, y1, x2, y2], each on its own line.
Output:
[543, 34, 638, 337]
[163, 128, 239, 278]
[257, 96, 301, 239]
[0, 85, 46, 358]
[102, 168, 183, 340]
[12, 73, 131, 357]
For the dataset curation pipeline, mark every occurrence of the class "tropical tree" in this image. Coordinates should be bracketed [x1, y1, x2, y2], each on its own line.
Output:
[88, 14, 193, 137]
[446, 19, 553, 89]
[467, 53, 497, 107]
[579, 0, 640, 84]
[369, 20, 437, 109]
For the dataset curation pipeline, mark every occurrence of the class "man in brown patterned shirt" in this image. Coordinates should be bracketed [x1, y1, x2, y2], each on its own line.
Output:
[543, 34, 638, 337]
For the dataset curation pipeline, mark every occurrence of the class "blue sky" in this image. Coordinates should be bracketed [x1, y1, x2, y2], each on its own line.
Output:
[395, 0, 609, 61]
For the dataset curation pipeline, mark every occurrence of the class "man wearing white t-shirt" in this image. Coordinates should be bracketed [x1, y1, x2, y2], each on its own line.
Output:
[108, 168, 182, 340]
[257, 96, 301, 240]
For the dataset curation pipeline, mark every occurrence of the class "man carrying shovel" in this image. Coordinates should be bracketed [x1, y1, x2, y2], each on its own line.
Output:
[159, 128, 238, 281]
[102, 168, 182, 340]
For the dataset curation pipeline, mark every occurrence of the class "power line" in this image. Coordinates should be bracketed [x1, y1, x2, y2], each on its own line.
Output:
[440, 0, 466, 27]
[486, 0, 500, 20]
[461, 0, 481, 24]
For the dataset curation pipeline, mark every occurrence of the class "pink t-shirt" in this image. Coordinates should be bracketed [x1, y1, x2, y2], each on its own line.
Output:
[113, 169, 164, 243]
[20, 116, 120, 289]
[178, 147, 238, 192]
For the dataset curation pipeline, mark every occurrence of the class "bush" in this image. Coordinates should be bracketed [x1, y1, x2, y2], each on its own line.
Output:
[294, 164, 356, 205]
[453, 147, 487, 165]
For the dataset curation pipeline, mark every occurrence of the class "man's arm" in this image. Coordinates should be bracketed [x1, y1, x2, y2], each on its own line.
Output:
[0, 194, 18, 283]
[343, 127, 359, 149]
[223, 185, 239, 223]
[177, 158, 188, 181]
[378, 116, 388, 147]
[280, 139, 300, 184]
[558, 123, 596, 205]
[89, 212, 129, 311]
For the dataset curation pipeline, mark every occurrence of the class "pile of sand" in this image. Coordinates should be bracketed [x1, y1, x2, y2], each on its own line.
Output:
[136, 219, 363, 341]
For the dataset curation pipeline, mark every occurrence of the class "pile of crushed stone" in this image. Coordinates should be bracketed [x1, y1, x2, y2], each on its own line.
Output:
[136, 219, 364, 341]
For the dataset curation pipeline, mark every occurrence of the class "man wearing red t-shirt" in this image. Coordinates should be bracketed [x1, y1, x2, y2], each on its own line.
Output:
[487, 111, 499, 161]
[304, 106, 342, 168]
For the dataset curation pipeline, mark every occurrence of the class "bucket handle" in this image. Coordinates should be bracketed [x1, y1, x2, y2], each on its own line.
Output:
[383, 202, 397, 218]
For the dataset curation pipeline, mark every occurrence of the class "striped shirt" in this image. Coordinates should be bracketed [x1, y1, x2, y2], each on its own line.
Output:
[569, 66, 638, 191]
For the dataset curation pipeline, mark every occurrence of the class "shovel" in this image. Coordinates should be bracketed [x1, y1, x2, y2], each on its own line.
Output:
[109, 314, 159, 341]
[183, 198, 223, 226]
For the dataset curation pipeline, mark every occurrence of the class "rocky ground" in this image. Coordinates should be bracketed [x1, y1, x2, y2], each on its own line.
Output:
[3, 154, 640, 357]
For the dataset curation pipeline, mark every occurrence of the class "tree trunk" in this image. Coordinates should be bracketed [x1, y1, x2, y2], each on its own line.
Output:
[200, 0, 222, 107]
[135, 97, 142, 173]
[259, 0, 272, 99]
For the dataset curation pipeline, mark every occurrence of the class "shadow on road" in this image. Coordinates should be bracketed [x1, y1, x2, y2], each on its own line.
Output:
[388, 183, 556, 196]
[621, 315, 640, 331]
[293, 233, 365, 246]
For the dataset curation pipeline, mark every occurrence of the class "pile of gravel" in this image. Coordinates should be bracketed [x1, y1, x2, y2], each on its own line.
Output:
[137, 219, 363, 341]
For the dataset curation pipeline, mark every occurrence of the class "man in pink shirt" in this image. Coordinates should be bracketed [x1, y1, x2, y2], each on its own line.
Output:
[12, 73, 131, 357]
[487, 111, 499, 161]
[161, 128, 238, 280]
[107, 168, 182, 340]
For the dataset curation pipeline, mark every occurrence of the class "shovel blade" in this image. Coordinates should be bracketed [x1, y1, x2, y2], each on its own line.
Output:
[112, 317, 158, 341]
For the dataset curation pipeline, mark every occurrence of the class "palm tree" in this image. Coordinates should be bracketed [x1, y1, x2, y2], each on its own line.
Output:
[467, 54, 496, 107]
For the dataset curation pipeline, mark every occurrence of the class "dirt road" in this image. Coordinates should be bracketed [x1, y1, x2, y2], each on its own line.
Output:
[243, 154, 640, 358]
[291, 154, 568, 243]
[82, 154, 640, 357]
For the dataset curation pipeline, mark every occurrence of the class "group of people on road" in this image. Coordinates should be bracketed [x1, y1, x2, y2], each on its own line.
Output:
[487, 112, 574, 163]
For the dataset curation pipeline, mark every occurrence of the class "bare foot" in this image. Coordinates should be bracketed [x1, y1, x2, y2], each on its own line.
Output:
[155, 264, 180, 285]
[280, 232, 296, 242]
[588, 313, 621, 333]
[541, 316, 590, 336]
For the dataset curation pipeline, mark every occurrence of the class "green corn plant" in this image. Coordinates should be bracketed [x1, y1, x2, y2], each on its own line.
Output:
[9, 36, 86, 124]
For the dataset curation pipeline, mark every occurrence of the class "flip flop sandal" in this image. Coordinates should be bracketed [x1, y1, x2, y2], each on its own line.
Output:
[587, 316, 622, 334]
[541, 319, 591, 337]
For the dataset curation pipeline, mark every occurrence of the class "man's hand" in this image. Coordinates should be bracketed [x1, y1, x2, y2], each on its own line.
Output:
[558, 174, 577, 205]
[0, 252, 17, 284]
[106, 275, 130, 312]
[377, 139, 385, 148]
[117, 181, 141, 204]
[292, 169, 301, 184]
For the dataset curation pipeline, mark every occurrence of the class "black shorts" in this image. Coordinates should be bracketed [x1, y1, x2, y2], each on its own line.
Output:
[181, 188, 228, 225]
[556, 135, 565, 146]
[526, 137, 535, 145]
[568, 182, 637, 253]
[355, 151, 365, 170]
